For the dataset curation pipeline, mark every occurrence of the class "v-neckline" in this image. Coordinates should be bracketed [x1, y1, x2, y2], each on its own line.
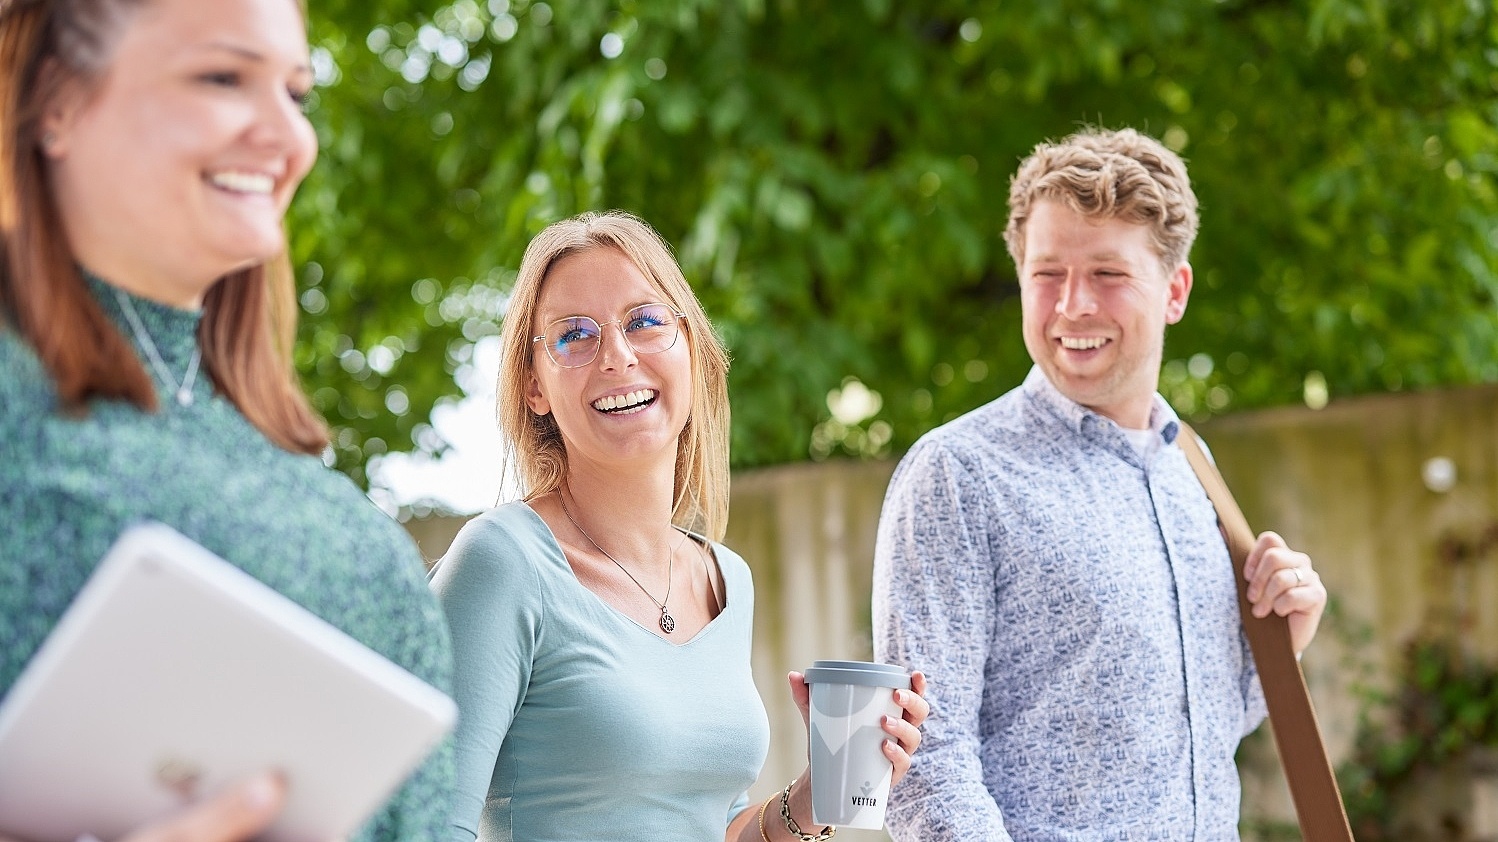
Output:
[519, 501, 731, 648]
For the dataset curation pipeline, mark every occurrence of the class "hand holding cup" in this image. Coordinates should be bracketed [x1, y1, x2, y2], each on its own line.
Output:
[789, 662, 929, 830]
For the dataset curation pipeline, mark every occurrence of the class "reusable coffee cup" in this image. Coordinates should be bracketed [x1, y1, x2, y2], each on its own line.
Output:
[803, 659, 912, 830]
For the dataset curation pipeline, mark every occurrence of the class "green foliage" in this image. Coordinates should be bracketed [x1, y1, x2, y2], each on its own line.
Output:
[296, 0, 1498, 486]
[1337, 639, 1498, 839]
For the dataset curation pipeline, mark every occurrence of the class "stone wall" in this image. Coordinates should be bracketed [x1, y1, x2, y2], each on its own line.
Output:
[1208, 383, 1498, 838]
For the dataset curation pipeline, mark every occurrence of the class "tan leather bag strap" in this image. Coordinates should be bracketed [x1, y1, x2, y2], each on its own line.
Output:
[1176, 423, 1353, 842]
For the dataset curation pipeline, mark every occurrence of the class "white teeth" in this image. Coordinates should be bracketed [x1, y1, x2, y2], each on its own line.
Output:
[208, 171, 275, 195]
[1060, 336, 1108, 350]
[592, 389, 656, 413]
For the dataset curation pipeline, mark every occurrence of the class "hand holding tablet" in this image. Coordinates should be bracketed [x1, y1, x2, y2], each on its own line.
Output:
[17, 773, 290, 842]
[0, 523, 457, 842]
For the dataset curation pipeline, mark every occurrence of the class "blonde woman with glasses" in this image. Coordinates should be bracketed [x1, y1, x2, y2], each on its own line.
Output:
[431, 211, 928, 842]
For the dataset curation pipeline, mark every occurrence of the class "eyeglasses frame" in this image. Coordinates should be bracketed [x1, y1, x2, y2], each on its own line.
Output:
[531, 303, 687, 369]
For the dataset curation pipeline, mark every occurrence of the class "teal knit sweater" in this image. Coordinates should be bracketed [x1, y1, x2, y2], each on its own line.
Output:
[0, 277, 455, 841]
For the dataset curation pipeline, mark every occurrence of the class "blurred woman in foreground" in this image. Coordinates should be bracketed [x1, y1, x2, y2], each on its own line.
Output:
[0, 0, 453, 839]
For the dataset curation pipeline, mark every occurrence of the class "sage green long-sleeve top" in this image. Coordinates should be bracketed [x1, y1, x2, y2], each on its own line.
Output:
[0, 277, 455, 841]
[432, 502, 771, 842]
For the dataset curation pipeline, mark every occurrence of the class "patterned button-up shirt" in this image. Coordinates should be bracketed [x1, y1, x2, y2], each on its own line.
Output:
[874, 368, 1266, 841]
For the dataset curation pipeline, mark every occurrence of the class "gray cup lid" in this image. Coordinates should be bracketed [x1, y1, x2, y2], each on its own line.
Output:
[803, 659, 911, 690]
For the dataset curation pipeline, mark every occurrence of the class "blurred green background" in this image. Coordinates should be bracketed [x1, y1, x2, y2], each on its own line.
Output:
[290, 0, 1498, 489]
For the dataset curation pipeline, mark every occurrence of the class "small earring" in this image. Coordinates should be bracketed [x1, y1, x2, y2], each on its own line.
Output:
[39, 131, 56, 150]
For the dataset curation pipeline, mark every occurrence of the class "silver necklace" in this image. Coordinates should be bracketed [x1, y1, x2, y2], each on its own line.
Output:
[558, 487, 680, 634]
[113, 288, 201, 407]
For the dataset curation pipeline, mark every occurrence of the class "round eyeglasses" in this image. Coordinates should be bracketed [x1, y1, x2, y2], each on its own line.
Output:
[532, 303, 686, 369]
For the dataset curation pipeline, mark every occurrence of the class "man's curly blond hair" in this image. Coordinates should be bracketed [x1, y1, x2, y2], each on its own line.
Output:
[1004, 128, 1199, 272]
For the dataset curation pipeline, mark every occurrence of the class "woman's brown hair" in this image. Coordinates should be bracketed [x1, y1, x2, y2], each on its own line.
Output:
[0, 0, 326, 454]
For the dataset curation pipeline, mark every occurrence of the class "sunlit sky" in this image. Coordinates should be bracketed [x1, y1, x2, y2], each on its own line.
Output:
[368, 336, 508, 518]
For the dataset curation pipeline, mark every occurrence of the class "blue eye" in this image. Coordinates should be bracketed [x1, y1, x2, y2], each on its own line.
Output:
[620, 305, 681, 354]
[625, 314, 666, 332]
[553, 319, 600, 350]
[625, 305, 674, 332]
[538, 306, 680, 366]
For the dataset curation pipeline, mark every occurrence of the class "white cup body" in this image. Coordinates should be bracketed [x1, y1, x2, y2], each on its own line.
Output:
[805, 661, 908, 830]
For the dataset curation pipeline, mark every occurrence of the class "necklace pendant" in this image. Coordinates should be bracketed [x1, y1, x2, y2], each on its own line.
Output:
[176, 388, 194, 407]
[659, 608, 676, 634]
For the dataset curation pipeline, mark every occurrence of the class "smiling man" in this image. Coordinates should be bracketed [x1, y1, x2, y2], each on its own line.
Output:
[872, 128, 1329, 841]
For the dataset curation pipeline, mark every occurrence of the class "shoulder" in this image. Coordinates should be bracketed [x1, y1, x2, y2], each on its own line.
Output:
[431, 503, 555, 648]
[696, 538, 757, 629]
[0, 332, 111, 507]
[706, 538, 752, 587]
[910, 387, 1027, 458]
[434, 502, 558, 592]
[896, 381, 1069, 482]
[450, 501, 554, 553]
[0, 330, 58, 422]
[889, 404, 1006, 489]
[951, 387, 1031, 437]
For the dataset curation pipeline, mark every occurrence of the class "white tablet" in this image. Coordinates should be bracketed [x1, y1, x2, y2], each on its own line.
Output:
[0, 522, 458, 842]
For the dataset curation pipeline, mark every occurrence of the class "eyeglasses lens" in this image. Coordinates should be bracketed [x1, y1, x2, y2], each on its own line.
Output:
[543, 304, 679, 367]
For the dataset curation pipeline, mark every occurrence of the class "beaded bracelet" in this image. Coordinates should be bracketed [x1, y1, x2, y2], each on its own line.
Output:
[758, 791, 778, 842]
[778, 779, 836, 841]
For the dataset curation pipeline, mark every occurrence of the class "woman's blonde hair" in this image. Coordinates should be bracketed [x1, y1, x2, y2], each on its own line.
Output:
[497, 211, 731, 541]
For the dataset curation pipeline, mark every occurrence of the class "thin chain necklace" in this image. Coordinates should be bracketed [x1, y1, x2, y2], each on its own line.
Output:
[558, 486, 681, 634]
[113, 287, 201, 407]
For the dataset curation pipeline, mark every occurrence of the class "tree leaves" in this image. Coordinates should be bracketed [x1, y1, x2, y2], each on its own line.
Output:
[298, 0, 1498, 486]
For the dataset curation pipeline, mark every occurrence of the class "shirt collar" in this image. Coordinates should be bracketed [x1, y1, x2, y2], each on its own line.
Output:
[1021, 366, 1180, 445]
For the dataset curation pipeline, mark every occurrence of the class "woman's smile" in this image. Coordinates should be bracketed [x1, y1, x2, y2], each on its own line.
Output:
[591, 389, 659, 415]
